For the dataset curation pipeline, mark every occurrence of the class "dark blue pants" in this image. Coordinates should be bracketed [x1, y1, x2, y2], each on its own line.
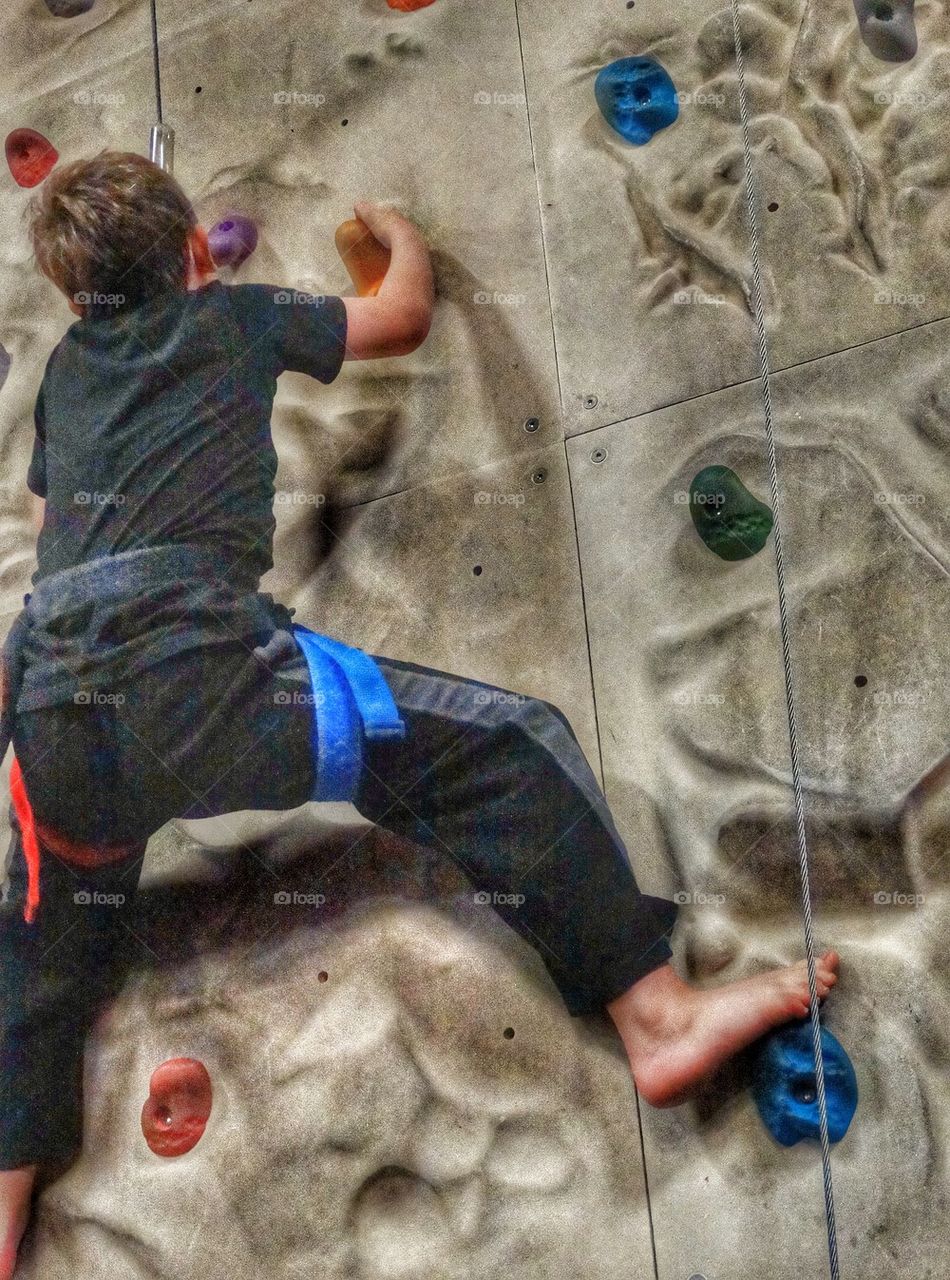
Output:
[1, 636, 677, 1169]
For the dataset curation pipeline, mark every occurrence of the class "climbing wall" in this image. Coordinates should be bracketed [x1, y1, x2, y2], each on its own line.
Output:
[1, 1, 949, 1278]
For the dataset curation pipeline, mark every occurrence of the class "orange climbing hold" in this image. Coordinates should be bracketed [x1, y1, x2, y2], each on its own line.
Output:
[141, 1057, 213, 1157]
[5, 128, 58, 188]
[335, 217, 391, 297]
[387, 0, 437, 10]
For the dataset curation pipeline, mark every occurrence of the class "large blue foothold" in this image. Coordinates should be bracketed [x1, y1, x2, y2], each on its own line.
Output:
[594, 56, 679, 145]
[752, 1021, 858, 1147]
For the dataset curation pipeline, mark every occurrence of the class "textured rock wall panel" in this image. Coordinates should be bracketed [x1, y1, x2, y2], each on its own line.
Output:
[0, 0, 948, 1278]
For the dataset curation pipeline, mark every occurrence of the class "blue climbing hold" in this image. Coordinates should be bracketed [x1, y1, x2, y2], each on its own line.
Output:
[594, 57, 679, 146]
[751, 1021, 858, 1147]
[0, 343, 9, 394]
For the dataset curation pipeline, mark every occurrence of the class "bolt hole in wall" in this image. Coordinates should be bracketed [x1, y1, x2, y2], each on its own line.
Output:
[854, 675, 868, 687]
[317, 970, 329, 983]
[503, 1027, 515, 1040]
[472, 565, 483, 577]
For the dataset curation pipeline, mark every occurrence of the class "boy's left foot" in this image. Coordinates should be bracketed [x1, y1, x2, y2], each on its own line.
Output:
[607, 952, 840, 1108]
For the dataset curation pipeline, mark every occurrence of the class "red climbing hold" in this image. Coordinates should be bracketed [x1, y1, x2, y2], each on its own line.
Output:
[387, 0, 437, 10]
[141, 1058, 213, 1157]
[5, 129, 58, 188]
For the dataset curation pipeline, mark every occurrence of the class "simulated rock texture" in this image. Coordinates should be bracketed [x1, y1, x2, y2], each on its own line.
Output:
[1, 0, 948, 1278]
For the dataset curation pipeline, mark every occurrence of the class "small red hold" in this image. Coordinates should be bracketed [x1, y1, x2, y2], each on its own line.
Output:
[5, 129, 58, 188]
[141, 1058, 213, 1157]
[387, 0, 437, 10]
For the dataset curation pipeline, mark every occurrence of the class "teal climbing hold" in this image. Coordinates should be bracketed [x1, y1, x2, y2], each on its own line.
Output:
[853, 0, 917, 62]
[594, 57, 679, 146]
[688, 465, 774, 561]
[752, 1021, 859, 1147]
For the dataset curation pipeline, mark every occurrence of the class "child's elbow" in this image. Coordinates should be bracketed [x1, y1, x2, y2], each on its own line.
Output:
[401, 307, 432, 353]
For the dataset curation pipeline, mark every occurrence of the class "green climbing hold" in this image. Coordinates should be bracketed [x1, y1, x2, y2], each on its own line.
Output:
[688, 465, 774, 561]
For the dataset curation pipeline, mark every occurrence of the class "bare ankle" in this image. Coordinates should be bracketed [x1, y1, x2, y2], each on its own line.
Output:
[607, 962, 695, 1040]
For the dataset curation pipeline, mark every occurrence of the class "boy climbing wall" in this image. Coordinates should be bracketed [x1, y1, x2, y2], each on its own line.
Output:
[0, 151, 838, 1277]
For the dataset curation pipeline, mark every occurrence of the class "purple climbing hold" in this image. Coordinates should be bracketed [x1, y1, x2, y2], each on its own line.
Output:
[853, 0, 917, 62]
[0, 343, 10, 394]
[207, 215, 258, 270]
[44, 0, 96, 15]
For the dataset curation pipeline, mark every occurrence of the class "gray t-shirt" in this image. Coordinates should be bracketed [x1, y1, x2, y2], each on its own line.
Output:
[28, 281, 348, 590]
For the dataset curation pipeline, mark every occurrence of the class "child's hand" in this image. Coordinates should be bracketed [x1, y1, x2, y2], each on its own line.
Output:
[352, 200, 419, 250]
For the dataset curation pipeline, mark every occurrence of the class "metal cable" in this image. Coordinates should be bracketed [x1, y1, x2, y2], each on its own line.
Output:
[150, 0, 163, 123]
[729, 3, 841, 1276]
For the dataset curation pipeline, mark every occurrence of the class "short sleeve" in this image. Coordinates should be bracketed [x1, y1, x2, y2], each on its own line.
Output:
[27, 382, 47, 498]
[229, 284, 348, 384]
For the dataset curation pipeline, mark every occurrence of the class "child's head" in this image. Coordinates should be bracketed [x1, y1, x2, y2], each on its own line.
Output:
[25, 148, 214, 317]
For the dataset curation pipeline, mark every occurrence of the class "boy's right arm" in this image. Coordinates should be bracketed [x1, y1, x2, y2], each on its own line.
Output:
[341, 202, 434, 361]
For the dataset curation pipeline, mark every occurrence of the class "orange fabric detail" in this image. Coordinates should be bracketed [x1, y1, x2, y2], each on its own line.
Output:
[9, 756, 41, 926]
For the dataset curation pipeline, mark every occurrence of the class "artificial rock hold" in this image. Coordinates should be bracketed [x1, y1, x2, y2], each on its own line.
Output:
[335, 217, 392, 297]
[141, 1057, 213, 1157]
[594, 57, 679, 146]
[5, 129, 58, 188]
[853, 0, 918, 62]
[751, 1021, 858, 1147]
[207, 215, 258, 271]
[688, 464, 774, 561]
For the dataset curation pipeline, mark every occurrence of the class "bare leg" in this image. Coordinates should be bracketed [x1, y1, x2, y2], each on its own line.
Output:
[0, 1166, 36, 1280]
[607, 952, 840, 1108]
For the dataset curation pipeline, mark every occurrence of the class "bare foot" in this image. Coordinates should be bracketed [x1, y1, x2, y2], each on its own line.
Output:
[0, 1166, 36, 1280]
[607, 952, 840, 1108]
